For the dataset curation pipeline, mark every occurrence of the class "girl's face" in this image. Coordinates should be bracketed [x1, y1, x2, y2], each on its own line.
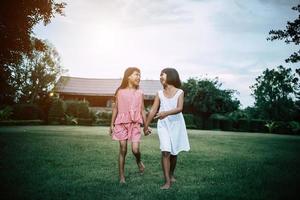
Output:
[128, 70, 141, 87]
[160, 72, 167, 86]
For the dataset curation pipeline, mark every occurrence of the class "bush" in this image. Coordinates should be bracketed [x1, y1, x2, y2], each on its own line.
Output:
[48, 98, 65, 123]
[64, 114, 78, 125]
[65, 100, 90, 119]
[0, 106, 13, 120]
[219, 119, 233, 131]
[91, 111, 112, 126]
[237, 119, 250, 132]
[289, 121, 300, 134]
[12, 104, 43, 120]
[210, 114, 228, 130]
[249, 119, 268, 133]
[273, 121, 293, 134]
[183, 114, 197, 129]
[77, 118, 93, 125]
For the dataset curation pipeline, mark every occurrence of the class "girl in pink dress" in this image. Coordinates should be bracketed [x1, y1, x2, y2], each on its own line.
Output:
[109, 67, 150, 183]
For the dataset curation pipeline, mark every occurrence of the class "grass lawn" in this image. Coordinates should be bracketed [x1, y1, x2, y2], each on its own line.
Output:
[0, 126, 300, 200]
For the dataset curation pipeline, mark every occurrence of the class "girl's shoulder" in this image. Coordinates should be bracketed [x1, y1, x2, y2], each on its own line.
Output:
[175, 89, 184, 98]
[177, 88, 184, 94]
[157, 90, 163, 97]
[119, 88, 143, 95]
[137, 89, 144, 94]
[160, 88, 183, 95]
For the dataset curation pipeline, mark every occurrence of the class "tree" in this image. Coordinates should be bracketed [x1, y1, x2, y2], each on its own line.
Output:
[11, 38, 65, 104]
[0, 0, 66, 105]
[267, 4, 300, 63]
[182, 77, 240, 128]
[250, 66, 299, 121]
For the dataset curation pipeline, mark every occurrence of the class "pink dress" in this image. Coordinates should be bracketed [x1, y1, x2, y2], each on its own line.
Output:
[112, 89, 143, 142]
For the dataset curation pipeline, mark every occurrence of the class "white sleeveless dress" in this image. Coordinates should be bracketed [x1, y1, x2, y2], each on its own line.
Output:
[157, 89, 190, 155]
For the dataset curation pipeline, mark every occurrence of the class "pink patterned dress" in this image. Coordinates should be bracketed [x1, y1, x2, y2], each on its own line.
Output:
[112, 89, 143, 142]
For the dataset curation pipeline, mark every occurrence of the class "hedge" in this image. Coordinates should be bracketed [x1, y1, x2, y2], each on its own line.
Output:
[12, 104, 43, 120]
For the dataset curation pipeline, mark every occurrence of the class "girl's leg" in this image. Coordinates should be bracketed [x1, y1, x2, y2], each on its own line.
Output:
[170, 155, 177, 182]
[131, 142, 145, 173]
[161, 151, 171, 189]
[119, 140, 127, 183]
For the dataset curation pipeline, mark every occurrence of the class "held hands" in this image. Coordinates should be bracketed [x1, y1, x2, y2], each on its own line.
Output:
[154, 111, 168, 120]
[143, 126, 152, 136]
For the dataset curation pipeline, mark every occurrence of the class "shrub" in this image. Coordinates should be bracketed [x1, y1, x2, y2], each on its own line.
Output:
[48, 98, 65, 123]
[249, 119, 268, 133]
[210, 114, 228, 130]
[77, 118, 93, 125]
[98, 112, 112, 126]
[77, 102, 90, 118]
[265, 121, 278, 133]
[64, 114, 78, 125]
[289, 121, 300, 134]
[237, 119, 250, 132]
[219, 119, 233, 131]
[65, 100, 90, 118]
[0, 106, 13, 120]
[273, 121, 292, 134]
[183, 114, 197, 129]
[12, 104, 43, 120]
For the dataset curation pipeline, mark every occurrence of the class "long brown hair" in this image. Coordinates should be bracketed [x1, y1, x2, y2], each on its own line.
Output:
[114, 67, 141, 97]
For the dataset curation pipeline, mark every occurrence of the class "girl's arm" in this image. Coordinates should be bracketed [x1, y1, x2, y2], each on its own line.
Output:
[155, 91, 184, 120]
[109, 97, 118, 135]
[141, 94, 147, 126]
[145, 93, 160, 128]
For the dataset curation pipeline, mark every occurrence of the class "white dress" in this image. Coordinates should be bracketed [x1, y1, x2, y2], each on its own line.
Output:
[157, 89, 190, 155]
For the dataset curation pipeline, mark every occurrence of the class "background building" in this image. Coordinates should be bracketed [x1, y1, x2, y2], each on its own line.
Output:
[54, 76, 162, 110]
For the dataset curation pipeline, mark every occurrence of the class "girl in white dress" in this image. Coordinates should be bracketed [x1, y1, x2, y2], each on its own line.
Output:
[144, 68, 190, 189]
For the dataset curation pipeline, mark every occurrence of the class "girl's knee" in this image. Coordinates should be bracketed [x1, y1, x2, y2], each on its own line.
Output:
[120, 148, 127, 156]
[132, 148, 140, 155]
[161, 151, 170, 157]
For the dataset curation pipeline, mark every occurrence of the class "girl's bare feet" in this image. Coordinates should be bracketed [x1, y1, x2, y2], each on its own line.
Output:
[138, 161, 145, 173]
[120, 177, 126, 184]
[171, 176, 176, 183]
[160, 182, 171, 190]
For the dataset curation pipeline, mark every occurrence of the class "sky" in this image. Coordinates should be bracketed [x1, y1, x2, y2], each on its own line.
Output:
[33, 0, 299, 108]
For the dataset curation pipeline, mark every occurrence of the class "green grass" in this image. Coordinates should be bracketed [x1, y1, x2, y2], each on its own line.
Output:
[0, 126, 300, 200]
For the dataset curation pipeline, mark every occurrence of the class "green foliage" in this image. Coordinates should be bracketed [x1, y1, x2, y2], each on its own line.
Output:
[289, 121, 300, 134]
[65, 100, 90, 119]
[11, 39, 65, 104]
[183, 77, 240, 115]
[267, 4, 300, 63]
[48, 98, 65, 123]
[242, 106, 260, 119]
[251, 66, 299, 121]
[94, 112, 112, 126]
[182, 77, 240, 128]
[265, 121, 278, 133]
[0, 0, 66, 105]
[12, 104, 42, 120]
[0, 106, 13, 121]
[183, 114, 197, 129]
[64, 114, 78, 125]
[226, 110, 249, 121]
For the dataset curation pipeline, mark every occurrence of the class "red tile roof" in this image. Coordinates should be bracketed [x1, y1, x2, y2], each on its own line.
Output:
[54, 76, 162, 98]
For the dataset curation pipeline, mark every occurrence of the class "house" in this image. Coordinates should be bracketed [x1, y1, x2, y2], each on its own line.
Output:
[54, 76, 162, 109]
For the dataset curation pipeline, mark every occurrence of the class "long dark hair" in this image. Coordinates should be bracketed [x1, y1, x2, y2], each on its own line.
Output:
[161, 68, 181, 88]
[114, 67, 141, 97]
